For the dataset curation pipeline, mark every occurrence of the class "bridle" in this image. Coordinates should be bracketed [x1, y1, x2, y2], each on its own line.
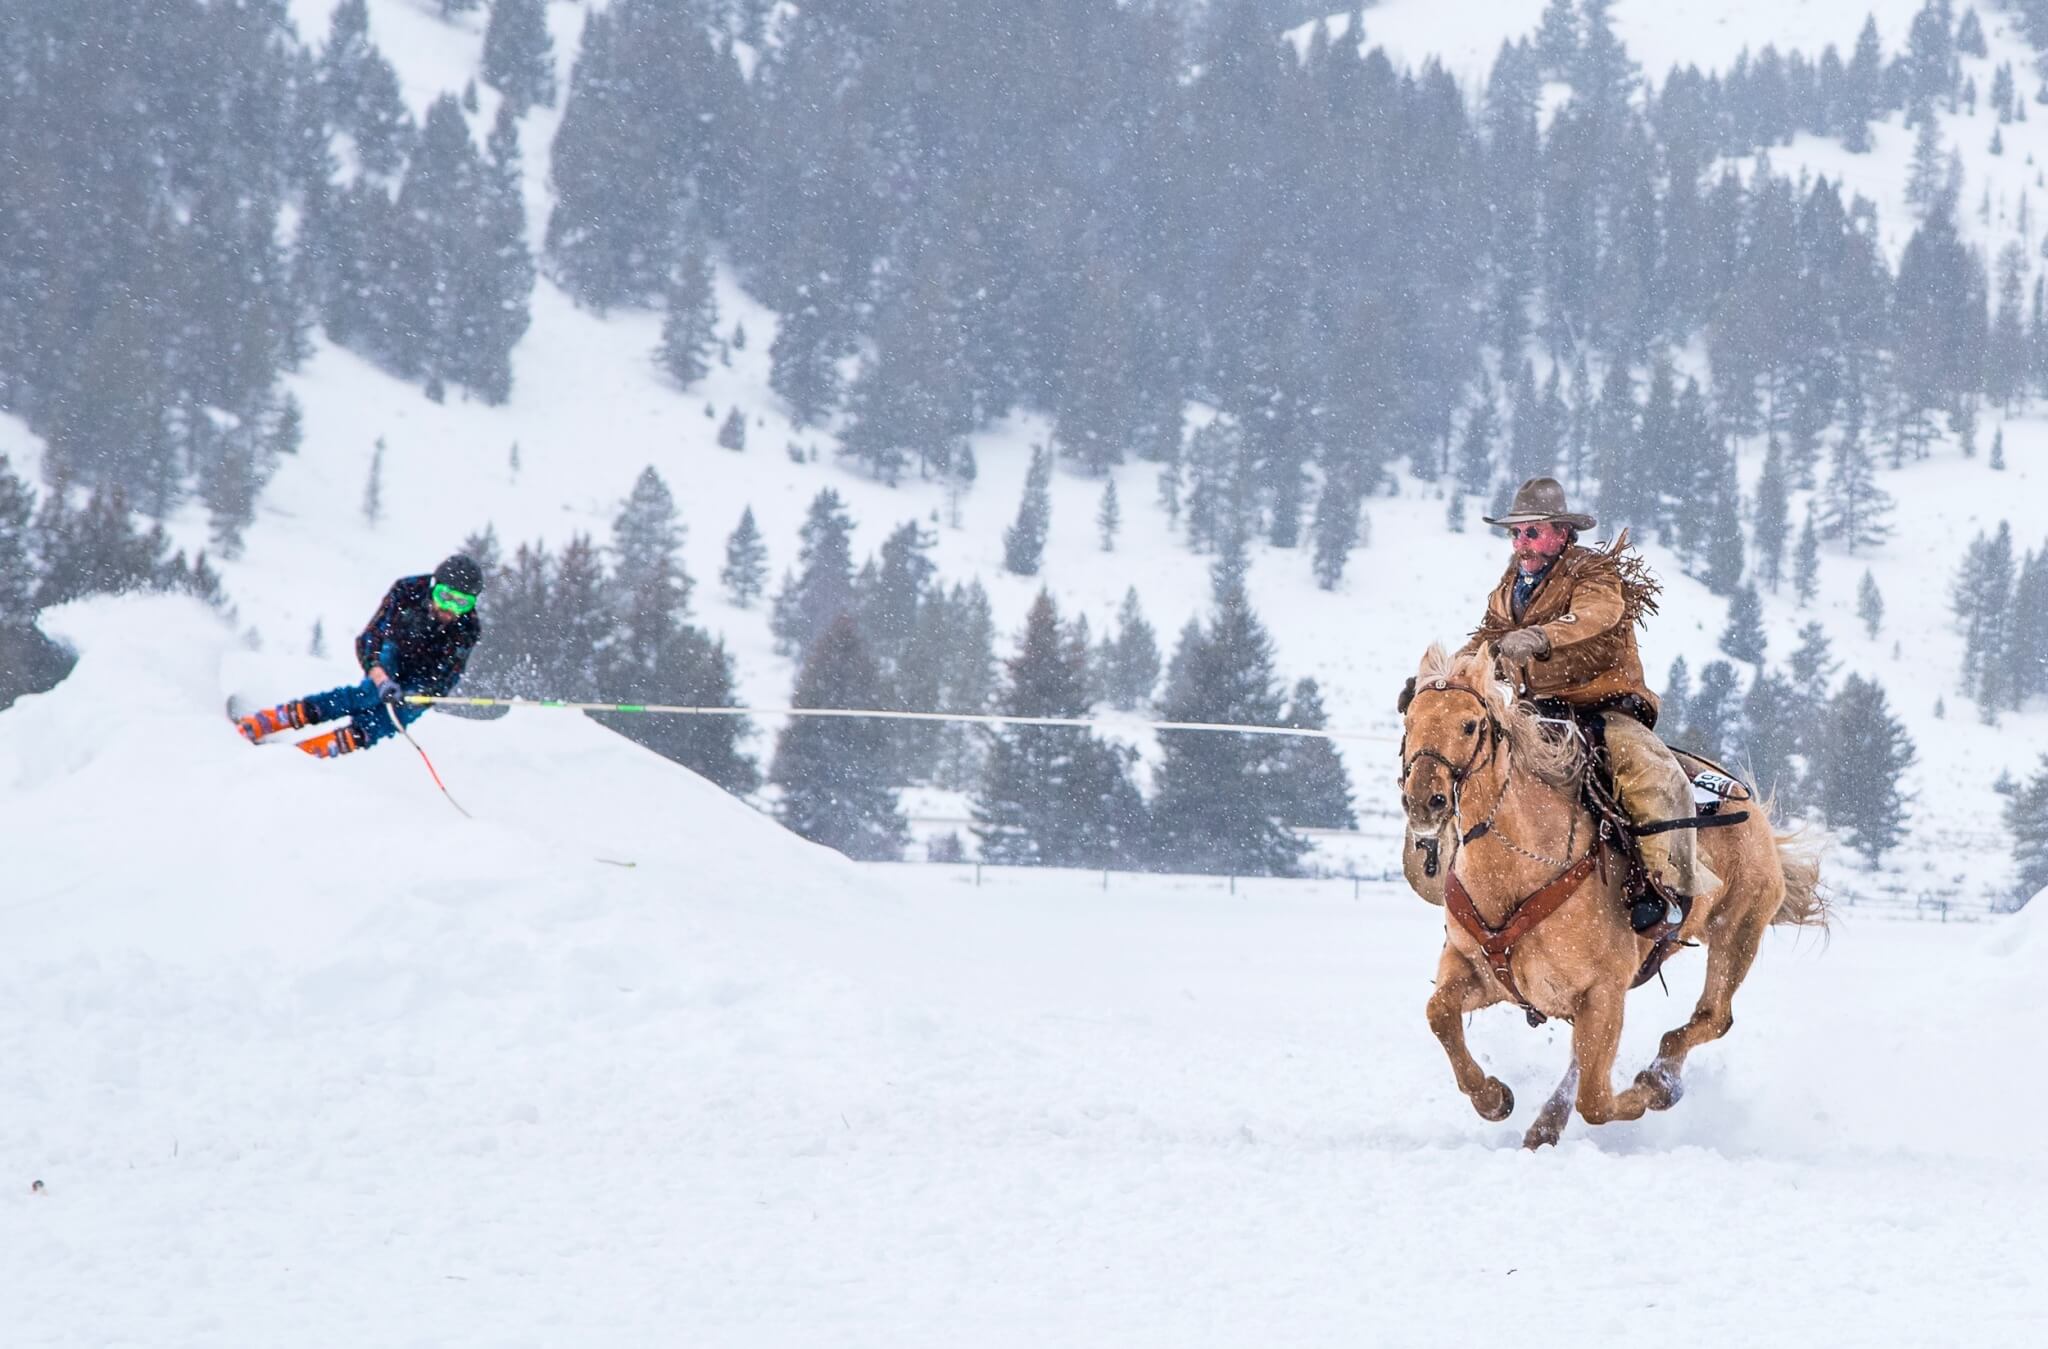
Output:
[1398, 679, 1504, 827]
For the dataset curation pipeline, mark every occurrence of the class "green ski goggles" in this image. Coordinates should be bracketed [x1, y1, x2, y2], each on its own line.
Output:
[431, 583, 478, 615]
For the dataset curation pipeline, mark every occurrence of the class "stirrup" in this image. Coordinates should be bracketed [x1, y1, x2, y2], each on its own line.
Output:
[1629, 892, 1678, 933]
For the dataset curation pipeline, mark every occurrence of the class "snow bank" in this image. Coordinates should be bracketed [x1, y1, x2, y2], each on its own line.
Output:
[2, 595, 2045, 1344]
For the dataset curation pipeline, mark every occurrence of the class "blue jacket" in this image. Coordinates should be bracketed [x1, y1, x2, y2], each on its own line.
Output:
[354, 575, 481, 697]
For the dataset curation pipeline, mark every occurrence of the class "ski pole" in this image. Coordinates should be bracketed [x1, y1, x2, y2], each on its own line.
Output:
[387, 705, 472, 819]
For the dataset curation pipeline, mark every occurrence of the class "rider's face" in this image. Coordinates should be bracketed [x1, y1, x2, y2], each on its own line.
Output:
[1509, 522, 1568, 572]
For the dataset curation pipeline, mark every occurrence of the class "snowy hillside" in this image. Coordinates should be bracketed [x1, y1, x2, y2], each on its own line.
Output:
[2, 595, 2043, 1344]
[3, 0, 2043, 912]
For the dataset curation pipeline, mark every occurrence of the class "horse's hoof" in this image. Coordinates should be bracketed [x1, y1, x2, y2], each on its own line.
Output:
[1522, 1125, 1561, 1151]
[1634, 1068, 1683, 1111]
[1477, 1080, 1515, 1122]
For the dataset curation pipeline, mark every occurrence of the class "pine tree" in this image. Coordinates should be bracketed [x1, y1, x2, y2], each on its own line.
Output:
[363, 438, 385, 525]
[1990, 247, 2023, 409]
[771, 489, 857, 657]
[1663, 656, 1693, 738]
[972, 593, 1146, 868]
[1534, 0, 1578, 76]
[2010, 543, 2048, 706]
[1955, 522, 2019, 708]
[1820, 425, 1894, 553]
[657, 247, 718, 388]
[1097, 479, 1121, 552]
[202, 432, 261, 560]
[1788, 620, 1840, 727]
[1310, 466, 1362, 591]
[309, 621, 327, 658]
[272, 396, 303, 458]
[482, 0, 555, 113]
[1905, 106, 1949, 217]
[859, 520, 936, 680]
[1274, 678, 1357, 829]
[1149, 570, 1308, 877]
[1793, 506, 1821, 604]
[606, 466, 693, 676]
[721, 507, 768, 608]
[771, 614, 907, 861]
[1819, 674, 1916, 864]
[1741, 669, 1804, 812]
[1991, 427, 2007, 469]
[718, 408, 747, 452]
[1721, 583, 1767, 664]
[1003, 444, 1052, 576]
[1682, 660, 1740, 760]
[1100, 587, 1161, 712]
[1754, 435, 1790, 591]
[1455, 381, 1500, 496]
[2007, 756, 2048, 903]
[769, 292, 845, 426]
[1857, 569, 1885, 638]
[0, 456, 38, 629]
[1843, 15, 1883, 152]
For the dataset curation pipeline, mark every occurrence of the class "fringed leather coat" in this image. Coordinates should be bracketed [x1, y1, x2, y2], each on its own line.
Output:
[1459, 535, 1662, 724]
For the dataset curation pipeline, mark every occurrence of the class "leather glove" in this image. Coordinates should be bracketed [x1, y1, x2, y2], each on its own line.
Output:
[372, 670, 405, 708]
[1497, 628, 1550, 663]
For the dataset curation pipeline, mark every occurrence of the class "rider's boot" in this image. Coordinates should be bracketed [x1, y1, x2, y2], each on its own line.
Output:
[1599, 712, 1722, 933]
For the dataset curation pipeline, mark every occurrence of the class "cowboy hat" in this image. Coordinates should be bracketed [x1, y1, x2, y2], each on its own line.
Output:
[1482, 476, 1596, 531]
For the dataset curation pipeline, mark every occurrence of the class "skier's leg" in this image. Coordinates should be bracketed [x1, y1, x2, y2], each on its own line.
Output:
[300, 679, 382, 727]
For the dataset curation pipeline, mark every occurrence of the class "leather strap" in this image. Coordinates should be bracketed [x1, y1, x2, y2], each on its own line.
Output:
[1630, 811, 1750, 836]
[1444, 852, 1600, 1025]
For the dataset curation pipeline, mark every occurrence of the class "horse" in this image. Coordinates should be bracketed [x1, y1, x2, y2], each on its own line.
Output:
[1397, 642, 1825, 1149]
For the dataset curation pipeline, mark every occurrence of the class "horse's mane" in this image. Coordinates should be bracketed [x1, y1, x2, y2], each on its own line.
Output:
[1413, 643, 1583, 788]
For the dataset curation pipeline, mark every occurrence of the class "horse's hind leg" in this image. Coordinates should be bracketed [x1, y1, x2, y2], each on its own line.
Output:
[1522, 1061, 1580, 1150]
[1426, 946, 1514, 1122]
[1620, 898, 1770, 1114]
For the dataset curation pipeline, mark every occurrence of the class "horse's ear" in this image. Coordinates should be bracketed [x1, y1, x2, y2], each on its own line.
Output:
[1396, 676, 1416, 715]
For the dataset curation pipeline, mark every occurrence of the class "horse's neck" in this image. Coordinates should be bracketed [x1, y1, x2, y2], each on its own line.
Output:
[1452, 744, 1589, 921]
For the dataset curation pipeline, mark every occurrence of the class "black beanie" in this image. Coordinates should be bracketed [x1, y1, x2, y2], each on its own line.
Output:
[435, 553, 486, 595]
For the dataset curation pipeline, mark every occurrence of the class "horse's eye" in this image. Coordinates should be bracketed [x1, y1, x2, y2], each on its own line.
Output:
[1462, 720, 1478, 735]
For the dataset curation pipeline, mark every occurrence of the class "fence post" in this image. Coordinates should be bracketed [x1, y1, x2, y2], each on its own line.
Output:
[1229, 873, 1236, 896]
[1102, 869, 1109, 892]
[975, 862, 982, 888]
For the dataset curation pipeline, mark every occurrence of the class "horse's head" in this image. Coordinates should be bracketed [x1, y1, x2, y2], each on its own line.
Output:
[1398, 643, 1511, 834]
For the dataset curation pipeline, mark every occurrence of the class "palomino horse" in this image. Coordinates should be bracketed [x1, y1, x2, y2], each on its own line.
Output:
[1398, 643, 1825, 1148]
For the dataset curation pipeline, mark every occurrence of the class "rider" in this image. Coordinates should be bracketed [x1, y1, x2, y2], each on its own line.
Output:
[1459, 477, 1717, 933]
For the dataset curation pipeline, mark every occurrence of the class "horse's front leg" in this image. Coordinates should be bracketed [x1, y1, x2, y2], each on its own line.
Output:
[1426, 944, 1514, 1122]
[1571, 981, 1648, 1127]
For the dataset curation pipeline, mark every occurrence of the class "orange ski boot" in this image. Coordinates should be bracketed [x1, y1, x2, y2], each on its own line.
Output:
[235, 700, 308, 744]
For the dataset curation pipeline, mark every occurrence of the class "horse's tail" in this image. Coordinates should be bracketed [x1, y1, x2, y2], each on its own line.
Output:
[1770, 830, 1828, 929]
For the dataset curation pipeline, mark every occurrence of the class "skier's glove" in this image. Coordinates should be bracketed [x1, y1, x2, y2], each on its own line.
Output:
[372, 671, 405, 708]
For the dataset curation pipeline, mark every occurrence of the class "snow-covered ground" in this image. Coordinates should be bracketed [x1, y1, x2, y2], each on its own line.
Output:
[2, 598, 2043, 1345]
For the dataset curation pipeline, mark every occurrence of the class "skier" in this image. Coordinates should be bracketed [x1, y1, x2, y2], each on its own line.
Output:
[234, 554, 485, 758]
